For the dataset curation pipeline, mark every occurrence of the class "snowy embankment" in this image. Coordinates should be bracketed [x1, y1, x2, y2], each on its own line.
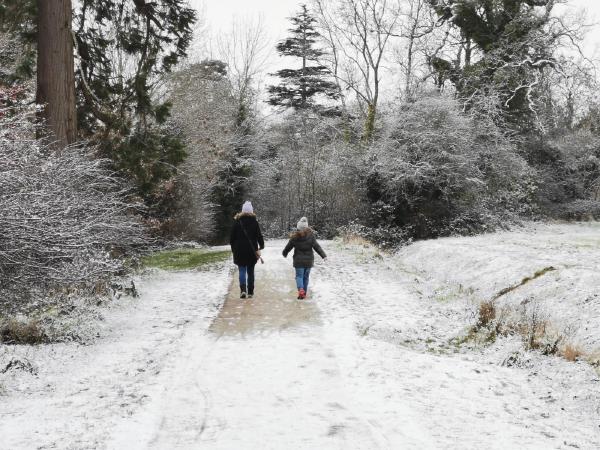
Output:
[319, 231, 600, 449]
[0, 225, 599, 449]
[396, 222, 600, 352]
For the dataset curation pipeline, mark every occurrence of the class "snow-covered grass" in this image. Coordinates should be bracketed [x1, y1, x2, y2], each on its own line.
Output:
[318, 229, 600, 447]
[0, 248, 231, 346]
[395, 222, 600, 360]
[0, 260, 231, 449]
[141, 248, 231, 270]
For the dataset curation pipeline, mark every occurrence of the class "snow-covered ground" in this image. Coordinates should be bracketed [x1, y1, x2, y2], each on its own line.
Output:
[396, 222, 600, 351]
[1, 223, 599, 449]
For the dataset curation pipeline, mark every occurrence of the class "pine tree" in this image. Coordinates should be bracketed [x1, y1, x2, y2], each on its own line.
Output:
[267, 5, 338, 114]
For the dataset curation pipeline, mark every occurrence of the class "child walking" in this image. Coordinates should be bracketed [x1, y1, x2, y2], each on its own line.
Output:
[282, 217, 327, 299]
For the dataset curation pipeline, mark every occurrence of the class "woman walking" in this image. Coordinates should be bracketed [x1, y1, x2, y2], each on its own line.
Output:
[230, 201, 264, 299]
[282, 217, 327, 299]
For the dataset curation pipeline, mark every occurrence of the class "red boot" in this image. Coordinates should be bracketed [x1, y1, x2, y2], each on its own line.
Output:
[297, 288, 306, 299]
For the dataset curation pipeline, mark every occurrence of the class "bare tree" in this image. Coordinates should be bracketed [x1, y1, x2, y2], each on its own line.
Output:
[394, 0, 438, 101]
[251, 114, 365, 235]
[167, 60, 237, 241]
[217, 16, 270, 126]
[312, 0, 350, 120]
[313, 0, 401, 140]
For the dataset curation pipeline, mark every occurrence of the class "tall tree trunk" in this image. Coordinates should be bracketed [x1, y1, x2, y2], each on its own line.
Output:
[36, 0, 77, 147]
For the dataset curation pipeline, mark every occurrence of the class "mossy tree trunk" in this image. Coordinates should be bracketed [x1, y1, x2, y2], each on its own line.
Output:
[363, 103, 376, 142]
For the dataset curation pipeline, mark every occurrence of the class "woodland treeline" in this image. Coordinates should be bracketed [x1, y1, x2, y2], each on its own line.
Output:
[1, 0, 599, 309]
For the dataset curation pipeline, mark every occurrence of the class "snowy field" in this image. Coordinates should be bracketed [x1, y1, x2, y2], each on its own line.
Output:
[1, 223, 599, 449]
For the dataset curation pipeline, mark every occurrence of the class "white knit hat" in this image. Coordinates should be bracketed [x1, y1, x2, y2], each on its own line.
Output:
[242, 201, 254, 214]
[297, 217, 308, 231]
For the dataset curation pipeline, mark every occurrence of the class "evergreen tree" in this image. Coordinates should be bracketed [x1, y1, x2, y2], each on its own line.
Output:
[267, 5, 338, 114]
[0, 0, 36, 84]
[74, 1, 196, 198]
[1, 0, 196, 203]
[2, 0, 78, 145]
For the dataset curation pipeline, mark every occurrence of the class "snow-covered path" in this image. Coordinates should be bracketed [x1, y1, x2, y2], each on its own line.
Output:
[109, 248, 394, 449]
[1, 233, 599, 449]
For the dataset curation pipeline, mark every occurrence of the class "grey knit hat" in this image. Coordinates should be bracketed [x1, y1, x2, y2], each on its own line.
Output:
[297, 217, 308, 231]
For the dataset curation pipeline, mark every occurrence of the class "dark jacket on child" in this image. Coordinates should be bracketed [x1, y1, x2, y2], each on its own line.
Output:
[282, 229, 327, 268]
[230, 213, 264, 266]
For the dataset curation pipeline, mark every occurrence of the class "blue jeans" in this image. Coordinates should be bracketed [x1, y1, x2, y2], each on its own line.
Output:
[238, 264, 255, 294]
[295, 267, 311, 292]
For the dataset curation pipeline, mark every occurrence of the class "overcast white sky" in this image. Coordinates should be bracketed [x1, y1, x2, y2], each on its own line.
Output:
[194, 0, 600, 55]
[197, 0, 300, 37]
[560, 0, 600, 56]
[190, 0, 600, 97]
[189, 0, 300, 64]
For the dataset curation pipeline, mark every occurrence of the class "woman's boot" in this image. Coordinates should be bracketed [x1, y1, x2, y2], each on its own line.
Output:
[240, 285, 247, 299]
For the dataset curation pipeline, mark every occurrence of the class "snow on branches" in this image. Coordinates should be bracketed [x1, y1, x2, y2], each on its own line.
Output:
[0, 111, 147, 308]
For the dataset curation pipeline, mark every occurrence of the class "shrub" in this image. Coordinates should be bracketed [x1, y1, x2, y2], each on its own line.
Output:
[526, 130, 600, 218]
[476, 301, 496, 329]
[366, 96, 535, 240]
[0, 319, 46, 345]
[0, 110, 147, 312]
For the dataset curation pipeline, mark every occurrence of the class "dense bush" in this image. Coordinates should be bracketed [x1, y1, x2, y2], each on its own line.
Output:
[523, 131, 600, 219]
[365, 96, 535, 239]
[0, 111, 147, 312]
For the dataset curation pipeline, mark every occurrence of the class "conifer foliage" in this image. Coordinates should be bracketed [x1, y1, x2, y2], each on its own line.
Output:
[74, 0, 196, 200]
[267, 5, 338, 114]
[0, 0, 196, 206]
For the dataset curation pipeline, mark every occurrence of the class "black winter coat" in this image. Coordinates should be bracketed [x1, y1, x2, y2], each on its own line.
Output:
[282, 229, 327, 268]
[230, 213, 265, 266]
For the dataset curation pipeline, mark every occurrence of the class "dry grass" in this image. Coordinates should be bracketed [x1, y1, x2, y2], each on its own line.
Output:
[587, 351, 600, 370]
[562, 344, 584, 362]
[466, 268, 565, 354]
[470, 301, 570, 357]
[0, 319, 47, 345]
[465, 279, 593, 366]
[476, 301, 496, 328]
[340, 232, 372, 248]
